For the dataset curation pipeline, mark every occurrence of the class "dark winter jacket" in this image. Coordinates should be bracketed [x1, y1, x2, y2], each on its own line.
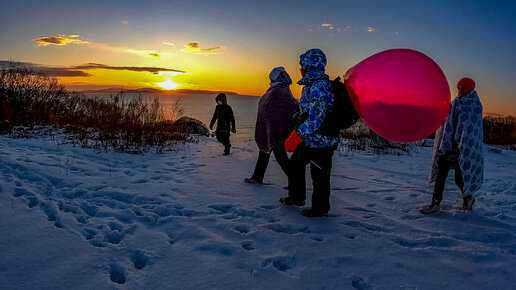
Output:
[210, 93, 236, 133]
[255, 83, 299, 153]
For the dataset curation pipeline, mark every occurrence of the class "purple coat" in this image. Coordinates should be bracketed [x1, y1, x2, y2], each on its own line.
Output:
[255, 83, 299, 153]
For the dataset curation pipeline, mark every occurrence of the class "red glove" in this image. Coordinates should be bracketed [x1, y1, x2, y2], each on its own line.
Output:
[284, 130, 303, 152]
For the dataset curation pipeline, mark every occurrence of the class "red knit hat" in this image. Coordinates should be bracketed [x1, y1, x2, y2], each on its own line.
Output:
[457, 78, 475, 93]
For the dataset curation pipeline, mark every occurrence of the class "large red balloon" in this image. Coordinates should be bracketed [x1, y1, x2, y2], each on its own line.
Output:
[344, 49, 450, 143]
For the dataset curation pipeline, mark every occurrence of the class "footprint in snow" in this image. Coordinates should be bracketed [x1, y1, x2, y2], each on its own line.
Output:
[264, 223, 309, 234]
[262, 255, 295, 272]
[234, 224, 250, 234]
[130, 250, 149, 270]
[109, 264, 126, 284]
[240, 241, 255, 251]
[347, 274, 372, 290]
[310, 235, 324, 242]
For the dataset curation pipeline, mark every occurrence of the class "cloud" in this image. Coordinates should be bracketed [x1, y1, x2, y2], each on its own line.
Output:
[321, 23, 335, 30]
[0, 61, 91, 77]
[184, 42, 224, 55]
[33, 34, 162, 59]
[72, 63, 185, 74]
[33, 34, 90, 46]
[0, 61, 185, 77]
[163, 42, 175, 47]
[367, 27, 376, 32]
[121, 20, 128, 25]
[42, 68, 92, 77]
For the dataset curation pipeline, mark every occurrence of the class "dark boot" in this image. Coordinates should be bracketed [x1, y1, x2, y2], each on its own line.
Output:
[459, 195, 475, 211]
[420, 196, 441, 214]
[279, 197, 305, 206]
[244, 177, 260, 184]
[301, 207, 328, 217]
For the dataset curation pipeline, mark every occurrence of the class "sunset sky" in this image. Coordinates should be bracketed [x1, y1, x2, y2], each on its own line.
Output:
[1, 0, 515, 116]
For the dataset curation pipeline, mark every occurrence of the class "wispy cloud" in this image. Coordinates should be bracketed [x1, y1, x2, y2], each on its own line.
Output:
[163, 42, 176, 47]
[184, 42, 224, 55]
[121, 20, 128, 25]
[33, 34, 90, 46]
[319, 24, 377, 33]
[72, 63, 185, 74]
[0, 61, 90, 77]
[321, 23, 335, 30]
[0, 61, 185, 76]
[33, 34, 162, 58]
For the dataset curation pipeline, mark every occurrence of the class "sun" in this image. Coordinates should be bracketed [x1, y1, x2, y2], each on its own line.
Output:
[157, 79, 181, 90]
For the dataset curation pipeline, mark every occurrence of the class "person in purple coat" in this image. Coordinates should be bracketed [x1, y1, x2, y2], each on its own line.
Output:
[244, 67, 299, 184]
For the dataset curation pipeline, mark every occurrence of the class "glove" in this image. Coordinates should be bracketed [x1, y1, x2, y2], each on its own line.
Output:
[231, 129, 236, 133]
[284, 130, 303, 152]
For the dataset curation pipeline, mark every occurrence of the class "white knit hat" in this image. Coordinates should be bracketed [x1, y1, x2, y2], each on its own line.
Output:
[269, 66, 286, 81]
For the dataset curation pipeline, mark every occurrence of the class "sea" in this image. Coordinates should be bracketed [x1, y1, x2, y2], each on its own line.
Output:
[158, 94, 260, 144]
[86, 93, 261, 145]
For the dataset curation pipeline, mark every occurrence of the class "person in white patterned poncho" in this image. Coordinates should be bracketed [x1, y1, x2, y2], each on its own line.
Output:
[421, 77, 484, 214]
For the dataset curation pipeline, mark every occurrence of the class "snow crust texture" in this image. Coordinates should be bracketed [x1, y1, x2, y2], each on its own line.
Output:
[1, 136, 515, 289]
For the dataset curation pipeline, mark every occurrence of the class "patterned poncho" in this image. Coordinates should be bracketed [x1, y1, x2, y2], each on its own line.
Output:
[255, 83, 299, 153]
[430, 90, 484, 196]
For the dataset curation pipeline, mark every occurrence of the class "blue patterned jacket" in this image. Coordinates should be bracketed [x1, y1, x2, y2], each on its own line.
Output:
[296, 49, 340, 148]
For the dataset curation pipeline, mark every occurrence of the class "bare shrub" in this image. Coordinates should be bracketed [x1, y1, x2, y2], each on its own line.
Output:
[483, 115, 515, 149]
[0, 63, 69, 125]
[340, 119, 413, 155]
[0, 62, 187, 153]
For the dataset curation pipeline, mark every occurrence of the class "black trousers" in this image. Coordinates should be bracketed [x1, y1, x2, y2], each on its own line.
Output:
[251, 144, 289, 183]
[433, 152, 464, 204]
[288, 142, 335, 213]
[216, 132, 231, 153]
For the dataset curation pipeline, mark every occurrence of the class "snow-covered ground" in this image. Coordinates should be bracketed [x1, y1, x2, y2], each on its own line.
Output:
[1, 135, 515, 289]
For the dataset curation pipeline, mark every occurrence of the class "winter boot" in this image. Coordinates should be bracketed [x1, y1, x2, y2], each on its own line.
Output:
[244, 178, 260, 184]
[420, 197, 441, 214]
[279, 197, 305, 206]
[301, 207, 328, 217]
[459, 195, 475, 211]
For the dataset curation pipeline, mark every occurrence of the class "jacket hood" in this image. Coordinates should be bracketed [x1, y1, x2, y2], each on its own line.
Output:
[215, 93, 227, 105]
[298, 48, 329, 85]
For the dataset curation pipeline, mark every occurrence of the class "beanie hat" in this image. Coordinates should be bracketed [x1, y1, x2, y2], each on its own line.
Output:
[457, 78, 475, 93]
[269, 67, 286, 81]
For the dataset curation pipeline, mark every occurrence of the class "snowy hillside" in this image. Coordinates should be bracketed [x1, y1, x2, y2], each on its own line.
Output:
[1, 135, 515, 289]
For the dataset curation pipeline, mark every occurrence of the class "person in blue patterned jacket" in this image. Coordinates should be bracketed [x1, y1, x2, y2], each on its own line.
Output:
[280, 49, 340, 217]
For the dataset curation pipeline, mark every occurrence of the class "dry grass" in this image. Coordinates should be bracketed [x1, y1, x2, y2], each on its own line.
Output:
[0, 63, 186, 153]
[483, 115, 515, 150]
[340, 116, 516, 154]
[340, 119, 412, 155]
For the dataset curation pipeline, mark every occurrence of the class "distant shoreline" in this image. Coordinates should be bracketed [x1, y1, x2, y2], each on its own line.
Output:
[74, 87, 241, 96]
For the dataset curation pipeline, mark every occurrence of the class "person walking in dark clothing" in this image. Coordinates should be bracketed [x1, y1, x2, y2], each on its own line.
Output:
[280, 49, 340, 217]
[244, 67, 299, 184]
[209, 93, 236, 155]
